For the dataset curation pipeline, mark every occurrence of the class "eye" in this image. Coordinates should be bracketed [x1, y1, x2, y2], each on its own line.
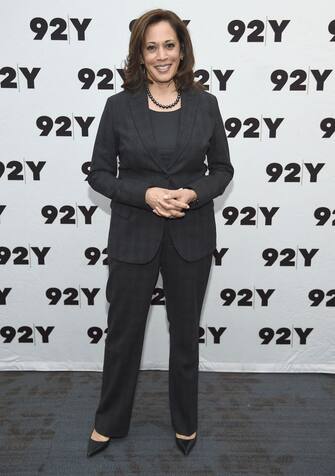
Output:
[167, 43, 175, 48]
[147, 45, 156, 51]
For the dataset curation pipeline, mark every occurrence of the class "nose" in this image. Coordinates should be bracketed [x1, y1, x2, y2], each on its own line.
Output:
[156, 46, 168, 60]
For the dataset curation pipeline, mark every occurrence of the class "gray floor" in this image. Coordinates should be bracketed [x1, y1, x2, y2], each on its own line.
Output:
[0, 370, 334, 475]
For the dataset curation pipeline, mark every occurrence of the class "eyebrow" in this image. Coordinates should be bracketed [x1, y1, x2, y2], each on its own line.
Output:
[146, 39, 175, 44]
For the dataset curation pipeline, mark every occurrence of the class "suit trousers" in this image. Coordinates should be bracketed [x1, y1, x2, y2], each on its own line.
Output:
[94, 217, 213, 437]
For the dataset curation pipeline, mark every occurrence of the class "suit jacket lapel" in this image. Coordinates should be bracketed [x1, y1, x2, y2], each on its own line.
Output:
[128, 85, 200, 173]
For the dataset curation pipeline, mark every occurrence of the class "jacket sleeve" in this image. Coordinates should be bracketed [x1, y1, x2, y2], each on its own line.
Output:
[87, 97, 155, 211]
[184, 95, 234, 209]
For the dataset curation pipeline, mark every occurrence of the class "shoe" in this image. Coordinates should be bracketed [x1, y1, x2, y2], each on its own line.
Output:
[175, 433, 197, 455]
[87, 435, 111, 457]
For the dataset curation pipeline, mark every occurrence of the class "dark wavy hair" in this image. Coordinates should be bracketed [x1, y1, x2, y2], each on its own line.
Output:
[121, 9, 205, 93]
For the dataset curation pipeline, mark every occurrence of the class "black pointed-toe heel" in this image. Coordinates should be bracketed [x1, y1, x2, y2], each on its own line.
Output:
[175, 434, 197, 456]
[87, 436, 111, 457]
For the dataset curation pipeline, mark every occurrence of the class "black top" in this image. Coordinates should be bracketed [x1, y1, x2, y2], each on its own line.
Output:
[149, 108, 181, 168]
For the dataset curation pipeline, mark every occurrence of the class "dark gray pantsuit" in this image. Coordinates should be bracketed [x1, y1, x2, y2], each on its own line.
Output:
[94, 218, 212, 437]
[88, 84, 234, 438]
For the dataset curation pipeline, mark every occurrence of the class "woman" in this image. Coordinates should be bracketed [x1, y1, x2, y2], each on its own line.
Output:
[86, 8, 234, 457]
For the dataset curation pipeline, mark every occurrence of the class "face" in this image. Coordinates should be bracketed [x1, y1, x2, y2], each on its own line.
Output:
[141, 20, 183, 85]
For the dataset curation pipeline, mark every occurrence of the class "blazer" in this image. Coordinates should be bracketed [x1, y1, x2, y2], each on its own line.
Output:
[87, 84, 234, 264]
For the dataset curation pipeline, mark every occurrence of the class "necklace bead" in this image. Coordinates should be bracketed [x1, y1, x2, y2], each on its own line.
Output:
[146, 86, 181, 109]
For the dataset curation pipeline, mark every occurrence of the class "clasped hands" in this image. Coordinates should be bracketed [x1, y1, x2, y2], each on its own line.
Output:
[145, 187, 197, 218]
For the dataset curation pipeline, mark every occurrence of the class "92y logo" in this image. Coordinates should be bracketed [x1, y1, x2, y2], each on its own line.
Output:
[314, 208, 335, 226]
[259, 327, 313, 345]
[0, 161, 46, 181]
[309, 289, 335, 306]
[228, 19, 290, 42]
[30, 17, 91, 41]
[1, 326, 54, 344]
[41, 205, 97, 225]
[220, 288, 275, 307]
[271, 69, 332, 92]
[262, 248, 318, 267]
[266, 163, 325, 183]
[222, 206, 279, 226]
[46, 287, 100, 306]
[36, 116, 94, 137]
[0, 247, 50, 265]
[0, 67, 40, 89]
[225, 117, 283, 138]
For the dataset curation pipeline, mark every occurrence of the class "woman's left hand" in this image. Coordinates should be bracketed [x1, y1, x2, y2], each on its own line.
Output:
[153, 188, 197, 218]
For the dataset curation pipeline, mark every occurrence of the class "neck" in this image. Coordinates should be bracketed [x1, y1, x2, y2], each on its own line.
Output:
[147, 79, 178, 98]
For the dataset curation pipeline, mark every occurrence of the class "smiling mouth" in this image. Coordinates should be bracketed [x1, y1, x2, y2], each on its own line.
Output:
[155, 65, 171, 72]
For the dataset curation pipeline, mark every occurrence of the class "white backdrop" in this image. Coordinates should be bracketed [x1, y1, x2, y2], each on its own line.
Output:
[1, 1, 334, 372]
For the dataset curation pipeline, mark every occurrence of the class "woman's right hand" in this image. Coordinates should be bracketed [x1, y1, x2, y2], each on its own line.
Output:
[145, 187, 189, 218]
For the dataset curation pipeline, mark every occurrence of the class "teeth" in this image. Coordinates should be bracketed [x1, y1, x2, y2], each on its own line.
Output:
[156, 65, 170, 71]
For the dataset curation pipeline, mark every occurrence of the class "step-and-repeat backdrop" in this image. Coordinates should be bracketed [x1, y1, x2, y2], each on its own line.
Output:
[1, 1, 334, 372]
